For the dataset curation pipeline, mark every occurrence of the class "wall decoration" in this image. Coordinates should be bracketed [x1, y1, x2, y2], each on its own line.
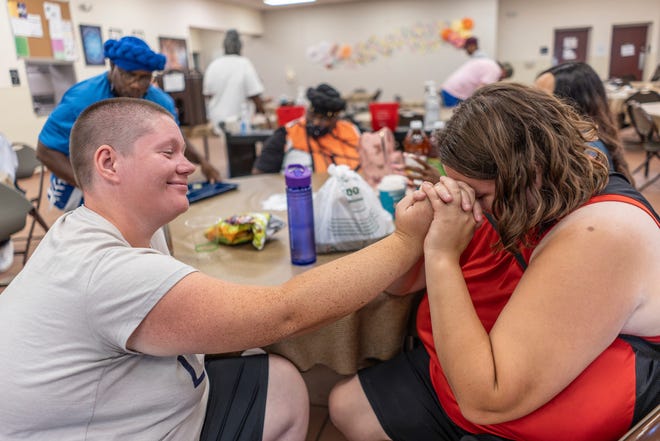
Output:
[440, 17, 474, 49]
[79, 24, 104, 65]
[159, 36, 189, 71]
[306, 18, 475, 70]
[108, 27, 123, 40]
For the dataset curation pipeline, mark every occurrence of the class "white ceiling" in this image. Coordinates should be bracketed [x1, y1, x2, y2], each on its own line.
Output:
[218, 0, 374, 11]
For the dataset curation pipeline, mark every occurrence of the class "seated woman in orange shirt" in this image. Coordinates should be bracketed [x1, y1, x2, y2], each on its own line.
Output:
[252, 83, 361, 174]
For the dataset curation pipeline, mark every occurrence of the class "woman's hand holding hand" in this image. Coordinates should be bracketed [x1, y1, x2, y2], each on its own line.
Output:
[392, 191, 434, 253]
[421, 177, 481, 260]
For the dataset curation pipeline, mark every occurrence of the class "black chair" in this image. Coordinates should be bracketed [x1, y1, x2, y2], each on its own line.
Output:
[0, 183, 32, 285]
[627, 101, 660, 190]
[625, 89, 660, 105]
[12, 143, 49, 265]
[617, 404, 660, 441]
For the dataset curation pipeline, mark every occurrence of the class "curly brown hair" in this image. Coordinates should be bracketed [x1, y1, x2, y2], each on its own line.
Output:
[435, 83, 609, 253]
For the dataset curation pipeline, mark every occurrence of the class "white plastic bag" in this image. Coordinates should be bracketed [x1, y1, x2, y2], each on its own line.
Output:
[314, 164, 394, 253]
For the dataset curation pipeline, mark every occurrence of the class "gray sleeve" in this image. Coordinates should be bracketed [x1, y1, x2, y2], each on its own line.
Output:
[253, 126, 287, 173]
[86, 248, 197, 352]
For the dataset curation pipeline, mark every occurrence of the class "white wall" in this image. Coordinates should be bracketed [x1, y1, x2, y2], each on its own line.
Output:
[0, 0, 262, 143]
[245, 0, 498, 103]
[498, 0, 660, 84]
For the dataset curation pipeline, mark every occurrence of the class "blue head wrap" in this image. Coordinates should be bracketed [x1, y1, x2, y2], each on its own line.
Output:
[103, 36, 166, 72]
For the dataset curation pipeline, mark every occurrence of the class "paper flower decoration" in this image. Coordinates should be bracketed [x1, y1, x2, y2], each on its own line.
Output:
[305, 18, 469, 69]
[338, 44, 352, 60]
[440, 17, 475, 48]
[441, 28, 453, 42]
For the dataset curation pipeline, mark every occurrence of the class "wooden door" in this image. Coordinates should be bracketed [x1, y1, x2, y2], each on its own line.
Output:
[553, 28, 590, 65]
[609, 24, 649, 81]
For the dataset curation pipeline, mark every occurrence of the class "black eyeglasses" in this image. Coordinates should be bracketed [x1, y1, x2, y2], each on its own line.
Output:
[114, 67, 153, 87]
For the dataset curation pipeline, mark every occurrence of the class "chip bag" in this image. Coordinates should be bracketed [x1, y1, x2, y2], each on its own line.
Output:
[204, 213, 283, 250]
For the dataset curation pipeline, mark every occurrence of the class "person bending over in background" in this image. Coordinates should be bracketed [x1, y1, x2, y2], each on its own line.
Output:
[37, 36, 220, 211]
[535, 61, 634, 184]
[0, 98, 444, 440]
[203, 29, 269, 132]
[330, 83, 659, 441]
[440, 58, 513, 107]
[252, 83, 361, 174]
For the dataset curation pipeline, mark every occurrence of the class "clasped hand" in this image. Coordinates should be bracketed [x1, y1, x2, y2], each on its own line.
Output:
[412, 177, 484, 260]
[391, 176, 483, 258]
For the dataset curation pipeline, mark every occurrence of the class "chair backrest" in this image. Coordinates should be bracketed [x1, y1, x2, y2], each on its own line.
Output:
[13, 143, 41, 180]
[0, 183, 32, 242]
[617, 404, 660, 441]
[12, 142, 46, 208]
[625, 90, 660, 104]
[627, 101, 658, 142]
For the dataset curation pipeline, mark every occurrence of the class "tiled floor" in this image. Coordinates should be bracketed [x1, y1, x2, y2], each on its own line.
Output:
[1, 134, 658, 441]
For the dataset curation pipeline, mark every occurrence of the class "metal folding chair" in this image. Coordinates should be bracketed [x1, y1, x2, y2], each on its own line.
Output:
[12, 143, 50, 264]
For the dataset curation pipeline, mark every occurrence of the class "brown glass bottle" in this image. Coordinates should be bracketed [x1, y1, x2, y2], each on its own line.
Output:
[403, 120, 430, 157]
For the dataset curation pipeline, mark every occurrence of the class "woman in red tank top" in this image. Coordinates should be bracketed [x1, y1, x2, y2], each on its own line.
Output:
[329, 83, 659, 441]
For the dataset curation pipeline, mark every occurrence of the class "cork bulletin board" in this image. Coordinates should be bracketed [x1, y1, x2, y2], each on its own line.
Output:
[8, 0, 74, 59]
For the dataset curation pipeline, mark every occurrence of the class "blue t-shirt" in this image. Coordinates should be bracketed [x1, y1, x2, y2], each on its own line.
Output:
[39, 72, 178, 155]
[587, 139, 615, 171]
[39, 73, 179, 210]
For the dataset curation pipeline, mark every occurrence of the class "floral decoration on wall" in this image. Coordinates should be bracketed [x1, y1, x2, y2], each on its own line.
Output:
[306, 18, 474, 69]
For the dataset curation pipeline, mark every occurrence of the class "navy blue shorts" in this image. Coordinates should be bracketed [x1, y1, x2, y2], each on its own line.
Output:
[440, 90, 462, 107]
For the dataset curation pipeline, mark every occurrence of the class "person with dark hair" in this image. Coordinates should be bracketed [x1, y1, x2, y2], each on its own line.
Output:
[329, 83, 659, 441]
[203, 29, 268, 131]
[0, 97, 438, 440]
[440, 58, 513, 107]
[463, 37, 486, 58]
[535, 61, 634, 183]
[36, 36, 220, 211]
[252, 83, 361, 174]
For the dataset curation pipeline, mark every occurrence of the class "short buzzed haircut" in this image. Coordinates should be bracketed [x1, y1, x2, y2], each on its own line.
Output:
[70, 98, 174, 190]
[224, 29, 242, 55]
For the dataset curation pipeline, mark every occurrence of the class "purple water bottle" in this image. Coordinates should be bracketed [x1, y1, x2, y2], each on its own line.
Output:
[285, 164, 316, 265]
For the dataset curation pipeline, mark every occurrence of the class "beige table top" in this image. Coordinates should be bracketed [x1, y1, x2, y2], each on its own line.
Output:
[168, 173, 417, 374]
[640, 102, 660, 127]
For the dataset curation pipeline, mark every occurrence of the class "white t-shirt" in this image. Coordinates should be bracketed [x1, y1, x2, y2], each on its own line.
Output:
[441, 58, 502, 100]
[0, 206, 204, 440]
[203, 54, 264, 128]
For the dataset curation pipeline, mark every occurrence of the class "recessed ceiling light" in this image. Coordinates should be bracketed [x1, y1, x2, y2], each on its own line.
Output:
[264, 0, 316, 5]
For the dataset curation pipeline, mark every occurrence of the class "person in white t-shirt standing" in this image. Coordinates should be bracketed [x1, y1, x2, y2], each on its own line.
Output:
[203, 29, 268, 132]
